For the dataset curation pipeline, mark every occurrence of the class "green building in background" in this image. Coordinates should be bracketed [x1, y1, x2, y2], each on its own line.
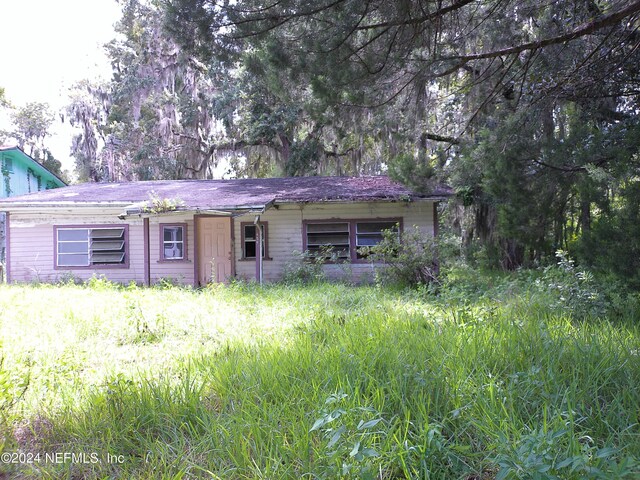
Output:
[0, 145, 66, 275]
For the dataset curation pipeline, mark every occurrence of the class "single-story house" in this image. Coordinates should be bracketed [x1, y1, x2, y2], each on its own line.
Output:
[0, 176, 451, 285]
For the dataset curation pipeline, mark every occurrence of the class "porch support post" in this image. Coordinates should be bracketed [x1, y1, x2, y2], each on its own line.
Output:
[4, 212, 9, 283]
[143, 217, 150, 286]
[254, 215, 263, 285]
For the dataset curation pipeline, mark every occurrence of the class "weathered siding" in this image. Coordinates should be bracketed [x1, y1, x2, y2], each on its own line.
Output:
[8, 212, 145, 284]
[234, 200, 435, 283]
[0, 212, 5, 267]
[148, 214, 195, 285]
[7, 200, 435, 285]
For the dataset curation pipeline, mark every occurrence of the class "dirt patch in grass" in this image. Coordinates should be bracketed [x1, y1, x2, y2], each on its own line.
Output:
[12, 416, 54, 452]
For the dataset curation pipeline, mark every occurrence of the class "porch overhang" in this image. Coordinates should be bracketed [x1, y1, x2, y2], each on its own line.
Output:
[118, 199, 276, 219]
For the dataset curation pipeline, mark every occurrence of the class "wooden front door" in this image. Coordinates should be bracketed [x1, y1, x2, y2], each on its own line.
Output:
[196, 217, 232, 285]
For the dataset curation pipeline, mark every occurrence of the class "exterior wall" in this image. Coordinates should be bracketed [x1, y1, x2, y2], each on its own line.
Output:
[0, 212, 5, 272]
[148, 214, 195, 285]
[7, 200, 436, 285]
[233, 200, 435, 283]
[7, 212, 145, 284]
[1, 153, 60, 198]
[7, 211, 196, 285]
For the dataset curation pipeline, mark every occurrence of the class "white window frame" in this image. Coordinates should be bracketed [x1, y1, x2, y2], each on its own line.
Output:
[161, 224, 186, 261]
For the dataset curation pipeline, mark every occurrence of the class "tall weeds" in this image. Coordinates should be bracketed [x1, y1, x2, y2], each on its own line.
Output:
[0, 273, 638, 478]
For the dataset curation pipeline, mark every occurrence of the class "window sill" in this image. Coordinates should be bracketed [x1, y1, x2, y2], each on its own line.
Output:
[239, 257, 273, 261]
[54, 264, 130, 270]
[157, 259, 191, 264]
[308, 259, 380, 265]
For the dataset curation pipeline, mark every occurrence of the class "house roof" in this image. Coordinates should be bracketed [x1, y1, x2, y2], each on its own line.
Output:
[0, 176, 452, 212]
[0, 145, 67, 188]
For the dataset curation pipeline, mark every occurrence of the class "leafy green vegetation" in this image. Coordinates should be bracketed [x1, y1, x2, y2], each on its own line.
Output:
[0, 269, 639, 479]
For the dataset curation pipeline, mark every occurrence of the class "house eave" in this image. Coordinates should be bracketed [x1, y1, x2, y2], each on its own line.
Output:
[0, 201, 132, 213]
[274, 196, 448, 205]
[119, 200, 276, 219]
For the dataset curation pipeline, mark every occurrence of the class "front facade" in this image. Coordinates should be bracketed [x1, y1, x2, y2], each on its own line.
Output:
[0, 177, 450, 285]
[0, 145, 67, 269]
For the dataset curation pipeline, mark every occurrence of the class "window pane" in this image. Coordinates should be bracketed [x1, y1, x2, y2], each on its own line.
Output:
[356, 222, 397, 233]
[244, 225, 266, 258]
[58, 241, 88, 254]
[245, 240, 256, 258]
[91, 252, 125, 264]
[244, 225, 256, 240]
[91, 228, 124, 239]
[306, 223, 349, 233]
[90, 227, 126, 264]
[58, 253, 89, 266]
[356, 234, 384, 246]
[164, 242, 184, 259]
[58, 229, 88, 241]
[91, 240, 125, 251]
[307, 233, 349, 245]
[163, 226, 183, 242]
[306, 223, 350, 260]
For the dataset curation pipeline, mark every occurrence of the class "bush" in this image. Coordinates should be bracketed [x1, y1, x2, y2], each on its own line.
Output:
[282, 249, 328, 284]
[535, 250, 609, 318]
[361, 225, 444, 287]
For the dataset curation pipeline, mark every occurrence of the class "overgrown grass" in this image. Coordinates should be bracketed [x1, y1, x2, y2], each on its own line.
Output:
[0, 269, 639, 479]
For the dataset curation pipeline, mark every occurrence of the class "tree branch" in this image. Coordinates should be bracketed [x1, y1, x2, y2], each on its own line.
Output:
[355, 0, 476, 30]
[423, 132, 460, 144]
[443, 0, 640, 62]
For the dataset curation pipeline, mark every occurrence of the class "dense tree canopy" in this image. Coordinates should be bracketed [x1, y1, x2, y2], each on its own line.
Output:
[67, 0, 640, 281]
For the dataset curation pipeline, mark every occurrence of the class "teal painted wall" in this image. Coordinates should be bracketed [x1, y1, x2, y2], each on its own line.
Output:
[1, 148, 65, 198]
[0, 147, 66, 271]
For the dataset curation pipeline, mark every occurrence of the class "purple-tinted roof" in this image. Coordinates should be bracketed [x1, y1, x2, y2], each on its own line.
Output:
[0, 176, 452, 210]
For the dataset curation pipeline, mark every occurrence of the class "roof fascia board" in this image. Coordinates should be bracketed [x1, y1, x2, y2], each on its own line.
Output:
[0, 203, 131, 215]
[274, 196, 448, 205]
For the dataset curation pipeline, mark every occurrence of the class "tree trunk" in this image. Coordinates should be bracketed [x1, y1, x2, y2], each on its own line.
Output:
[580, 200, 591, 234]
[278, 132, 291, 172]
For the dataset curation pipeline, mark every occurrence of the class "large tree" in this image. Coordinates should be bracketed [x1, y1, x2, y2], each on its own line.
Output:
[69, 0, 640, 275]
[0, 98, 65, 180]
[68, 0, 222, 181]
[163, 0, 640, 272]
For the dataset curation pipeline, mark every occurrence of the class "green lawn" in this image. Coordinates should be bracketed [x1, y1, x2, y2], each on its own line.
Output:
[0, 272, 639, 479]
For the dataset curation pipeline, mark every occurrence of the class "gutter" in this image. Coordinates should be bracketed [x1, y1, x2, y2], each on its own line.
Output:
[251, 200, 274, 286]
